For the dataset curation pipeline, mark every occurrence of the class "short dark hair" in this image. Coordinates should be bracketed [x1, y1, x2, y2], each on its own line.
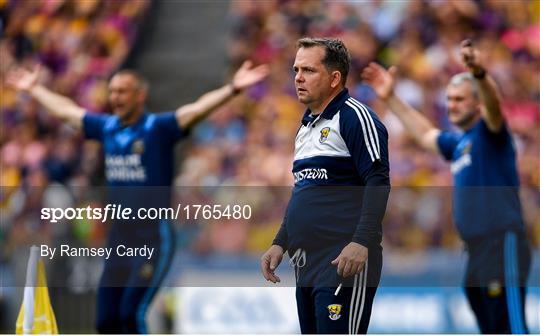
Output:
[297, 37, 351, 85]
[112, 69, 149, 91]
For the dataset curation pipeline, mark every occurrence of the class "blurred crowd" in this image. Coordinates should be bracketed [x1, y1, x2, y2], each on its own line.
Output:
[183, 0, 539, 188]
[1, 0, 539, 263]
[182, 0, 540, 251]
[0, 0, 149, 262]
[1, 0, 149, 187]
[0, 1, 151, 330]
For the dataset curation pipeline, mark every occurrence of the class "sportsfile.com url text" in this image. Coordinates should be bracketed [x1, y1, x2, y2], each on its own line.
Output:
[41, 204, 252, 223]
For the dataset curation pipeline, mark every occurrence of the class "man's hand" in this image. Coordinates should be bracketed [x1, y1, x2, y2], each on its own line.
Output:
[261, 245, 284, 283]
[460, 39, 485, 76]
[6, 64, 41, 92]
[231, 60, 270, 92]
[331, 242, 368, 278]
[361, 62, 398, 101]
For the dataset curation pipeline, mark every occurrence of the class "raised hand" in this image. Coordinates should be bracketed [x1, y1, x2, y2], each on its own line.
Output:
[460, 39, 485, 76]
[231, 60, 270, 92]
[361, 62, 398, 101]
[6, 64, 41, 92]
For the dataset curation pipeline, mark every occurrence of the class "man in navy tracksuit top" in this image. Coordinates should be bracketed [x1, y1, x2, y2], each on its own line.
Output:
[7, 62, 269, 333]
[261, 38, 390, 334]
[362, 40, 531, 333]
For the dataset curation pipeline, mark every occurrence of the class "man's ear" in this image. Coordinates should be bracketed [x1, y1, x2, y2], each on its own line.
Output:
[138, 89, 148, 104]
[331, 71, 342, 88]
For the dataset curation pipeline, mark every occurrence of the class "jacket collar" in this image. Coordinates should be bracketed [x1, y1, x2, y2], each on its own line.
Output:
[301, 88, 349, 126]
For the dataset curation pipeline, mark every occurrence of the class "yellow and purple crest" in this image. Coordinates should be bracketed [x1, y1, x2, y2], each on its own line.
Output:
[319, 127, 331, 143]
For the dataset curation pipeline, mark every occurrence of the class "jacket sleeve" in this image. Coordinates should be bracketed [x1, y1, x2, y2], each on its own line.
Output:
[272, 204, 289, 249]
[340, 99, 390, 246]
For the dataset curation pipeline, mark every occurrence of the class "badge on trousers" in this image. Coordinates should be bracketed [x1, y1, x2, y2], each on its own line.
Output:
[327, 304, 342, 320]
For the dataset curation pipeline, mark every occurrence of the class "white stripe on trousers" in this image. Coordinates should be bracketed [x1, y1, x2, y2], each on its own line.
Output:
[348, 273, 359, 334]
[348, 260, 368, 334]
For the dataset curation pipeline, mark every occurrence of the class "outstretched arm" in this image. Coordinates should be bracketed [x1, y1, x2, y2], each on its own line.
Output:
[6, 65, 85, 129]
[460, 39, 504, 132]
[361, 63, 440, 154]
[175, 60, 269, 129]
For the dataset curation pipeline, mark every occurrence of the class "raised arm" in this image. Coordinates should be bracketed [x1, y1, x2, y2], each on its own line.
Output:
[6, 65, 85, 129]
[460, 39, 504, 132]
[175, 60, 269, 129]
[361, 63, 440, 154]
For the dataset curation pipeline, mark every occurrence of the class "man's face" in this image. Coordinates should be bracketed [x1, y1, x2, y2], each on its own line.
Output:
[108, 74, 146, 121]
[446, 82, 480, 129]
[293, 46, 334, 109]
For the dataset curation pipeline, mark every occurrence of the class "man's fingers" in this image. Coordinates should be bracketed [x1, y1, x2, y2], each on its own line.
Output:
[362, 63, 392, 82]
[361, 70, 378, 85]
[355, 262, 365, 275]
[344, 260, 363, 277]
[241, 60, 253, 70]
[266, 270, 277, 283]
[342, 260, 353, 278]
[253, 63, 270, 73]
[269, 254, 280, 271]
[460, 39, 478, 66]
[362, 64, 377, 75]
[462, 48, 473, 58]
[360, 68, 373, 79]
[33, 64, 42, 76]
[261, 261, 279, 283]
[5, 72, 16, 86]
[266, 267, 280, 283]
[261, 256, 273, 280]
[6, 70, 24, 89]
[252, 64, 270, 79]
[261, 258, 271, 280]
[368, 62, 386, 72]
[234, 62, 269, 89]
[388, 66, 398, 79]
[261, 252, 282, 283]
[6, 67, 21, 80]
[463, 53, 475, 68]
[461, 39, 473, 48]
[336, 258, 346, 277]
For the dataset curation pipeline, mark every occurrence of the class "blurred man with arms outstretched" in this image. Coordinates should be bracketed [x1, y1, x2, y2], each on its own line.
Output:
[7, 61, 268, 333]
[361, 39, 530, 334]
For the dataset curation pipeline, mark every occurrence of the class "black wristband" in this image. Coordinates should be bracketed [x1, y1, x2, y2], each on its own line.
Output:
[473, 68, 486, 79]
[230, 82, 242, 95]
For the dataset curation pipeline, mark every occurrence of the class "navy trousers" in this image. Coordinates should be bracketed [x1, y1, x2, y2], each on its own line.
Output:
[464, 230, 531, 334]
[294, 246, 382, 334]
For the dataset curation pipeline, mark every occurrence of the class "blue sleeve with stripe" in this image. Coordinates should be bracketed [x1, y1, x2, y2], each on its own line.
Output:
[83, 112, 110, 141]
[437, 131, 460, 161]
